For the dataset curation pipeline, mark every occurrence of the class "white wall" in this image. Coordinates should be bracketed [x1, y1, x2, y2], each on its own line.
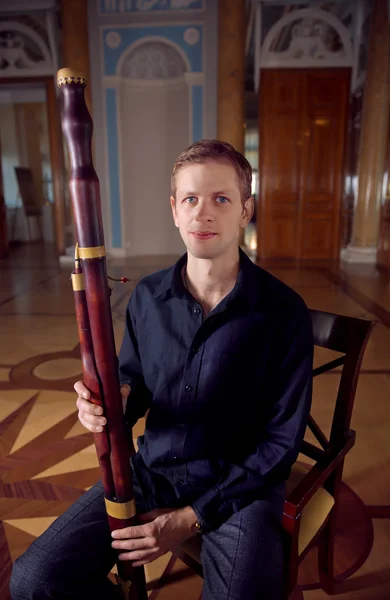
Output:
[0, 104, 20, 209]
[0, 89, 54, 242]
[120, 79, 188, 256]
[88, 0, 218, 257]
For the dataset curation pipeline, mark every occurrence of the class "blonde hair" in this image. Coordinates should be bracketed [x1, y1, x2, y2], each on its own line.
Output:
[171, 139, 252, 204]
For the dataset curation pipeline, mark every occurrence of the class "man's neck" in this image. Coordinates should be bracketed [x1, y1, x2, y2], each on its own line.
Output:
[184, 247, 240, 314]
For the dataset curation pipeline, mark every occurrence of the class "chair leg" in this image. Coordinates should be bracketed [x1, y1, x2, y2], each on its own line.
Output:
[37, 214, 44, 242]
[318, 464, 344, 594]
[282, 531, 299, 600]
[26, 215, 32, 242]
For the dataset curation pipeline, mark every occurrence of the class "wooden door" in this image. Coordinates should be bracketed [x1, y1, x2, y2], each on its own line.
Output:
[258, 68, 350, 260]
[258, 70, 303, 259]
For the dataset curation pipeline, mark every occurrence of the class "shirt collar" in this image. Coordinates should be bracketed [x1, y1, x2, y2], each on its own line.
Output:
[153, 248, 260, 311]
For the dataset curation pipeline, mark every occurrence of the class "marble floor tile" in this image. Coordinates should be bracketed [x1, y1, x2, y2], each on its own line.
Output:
[0, 243, 389, 599]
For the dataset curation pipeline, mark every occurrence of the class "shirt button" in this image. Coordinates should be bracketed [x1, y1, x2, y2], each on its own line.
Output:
[193, 308, 201, 315]
[172, 456, 177, 460]
[177, 478, 184, 485]
[185, 384, 193, 392]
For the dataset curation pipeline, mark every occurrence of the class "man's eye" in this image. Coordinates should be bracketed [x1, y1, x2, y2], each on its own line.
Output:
[215, 196, 229, 204]
[185, 196, 197, 204]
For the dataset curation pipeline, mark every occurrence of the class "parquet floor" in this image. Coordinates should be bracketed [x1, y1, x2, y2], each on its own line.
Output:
[0, 243, 389, 600]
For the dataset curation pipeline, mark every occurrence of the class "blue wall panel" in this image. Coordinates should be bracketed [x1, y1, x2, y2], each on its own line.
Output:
[105, 88, 122, 248]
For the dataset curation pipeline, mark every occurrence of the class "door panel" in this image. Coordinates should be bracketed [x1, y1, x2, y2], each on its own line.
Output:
[259, 70, 302, 258]
[258, 68, 350, 259]
[301, 216, 333, 258]
[268, 218, 297, 257]
[300, 70, 349, 258]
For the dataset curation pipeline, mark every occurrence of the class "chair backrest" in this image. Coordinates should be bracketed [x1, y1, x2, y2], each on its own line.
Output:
[14, 166, 42, 217]
[309, 309, 374, 448]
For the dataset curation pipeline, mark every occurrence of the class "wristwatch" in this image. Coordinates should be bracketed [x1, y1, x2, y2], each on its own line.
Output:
[194, 519, 206, 534]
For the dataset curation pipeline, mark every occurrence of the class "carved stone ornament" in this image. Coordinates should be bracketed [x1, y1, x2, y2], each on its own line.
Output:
[278, 18, 344, 60]
[259, 7, 354, 74]
[183, 27, 200, 46]
[106, 31, 122, 49]
[121, 41, 186, 79]
[0, 27, 51, 71]
[101, 0, 202, 12]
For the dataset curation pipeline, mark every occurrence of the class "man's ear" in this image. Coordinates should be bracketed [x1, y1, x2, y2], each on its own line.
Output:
[170, 196, 179, 228]
[240, 196, 254, 227]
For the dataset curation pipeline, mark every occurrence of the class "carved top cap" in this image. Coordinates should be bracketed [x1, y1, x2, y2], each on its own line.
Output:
[57, 68, 87, 87]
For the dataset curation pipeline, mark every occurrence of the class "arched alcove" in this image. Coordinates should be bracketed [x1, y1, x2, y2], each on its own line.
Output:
[120, 40, 187, 79]
[116, 39, 190, 256]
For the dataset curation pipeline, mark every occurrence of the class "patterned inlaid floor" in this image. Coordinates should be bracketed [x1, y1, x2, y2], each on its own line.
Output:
[1, 243, 390, 599]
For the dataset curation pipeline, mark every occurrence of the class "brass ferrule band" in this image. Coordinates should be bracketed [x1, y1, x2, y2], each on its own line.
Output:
[78, 245, 106, 259]
[71, 273, 85, 291]
[104, 497, 136, 520]
[57, 69, 87, 87]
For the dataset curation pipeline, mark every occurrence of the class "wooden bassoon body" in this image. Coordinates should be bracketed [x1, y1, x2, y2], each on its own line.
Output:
[57, 68, 148, 600]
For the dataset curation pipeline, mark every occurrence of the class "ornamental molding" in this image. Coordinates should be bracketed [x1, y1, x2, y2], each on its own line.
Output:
[261, 8, 354, 69]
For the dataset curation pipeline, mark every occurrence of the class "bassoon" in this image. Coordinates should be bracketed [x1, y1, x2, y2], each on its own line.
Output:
[57, 68, 148, 599]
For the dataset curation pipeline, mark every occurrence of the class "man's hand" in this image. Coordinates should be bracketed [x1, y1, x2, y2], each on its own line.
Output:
[74, 380, 131, 433]
[111, 506, 198, 566]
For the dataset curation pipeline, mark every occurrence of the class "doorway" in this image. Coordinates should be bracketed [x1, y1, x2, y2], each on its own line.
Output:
[0, 76, 66, 258]
[258, 68, 350, 260]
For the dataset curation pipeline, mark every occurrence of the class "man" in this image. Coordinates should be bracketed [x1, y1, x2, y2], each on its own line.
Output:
[10, 140, 313, 600]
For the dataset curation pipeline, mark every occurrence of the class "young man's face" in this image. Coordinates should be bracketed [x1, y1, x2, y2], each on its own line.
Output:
[170, 160, 253, 260]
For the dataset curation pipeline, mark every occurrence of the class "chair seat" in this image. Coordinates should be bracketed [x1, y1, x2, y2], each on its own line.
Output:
[286, 462, 335, 554]
[180, 462, 335, 564]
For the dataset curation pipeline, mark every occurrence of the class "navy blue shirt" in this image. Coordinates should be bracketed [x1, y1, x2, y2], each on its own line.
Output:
[118, 248, 313, 532]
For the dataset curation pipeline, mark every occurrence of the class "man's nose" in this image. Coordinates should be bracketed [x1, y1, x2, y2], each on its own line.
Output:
[195, 201, 214, 221]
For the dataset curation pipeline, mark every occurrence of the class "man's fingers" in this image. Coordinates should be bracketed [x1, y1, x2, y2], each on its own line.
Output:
[112, 536, 156, 551]
[79, 415, 105, 433]
[112, 524, 151, 539]
[76, 397, 103, 416]
[79, 410, 106, 427]
[118, 549, 160, 563]
[74, 380, 90, 398]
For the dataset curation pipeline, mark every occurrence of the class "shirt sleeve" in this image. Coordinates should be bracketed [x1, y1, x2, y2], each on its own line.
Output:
[191, 299, 313, 533]
[118, 293, 152, 428]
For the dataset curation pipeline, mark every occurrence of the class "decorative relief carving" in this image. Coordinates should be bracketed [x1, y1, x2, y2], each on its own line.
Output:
[101, 0, 202, 13]
[183, 27, 200, 45]
[120, 41, 186, 79]
[0, 31, 49, 70]
[170, 0, 201, 7]
[105, 31, 122, 49]
[260, 8, 354, 72]
[136, 0, 168, 10]
[275, 18, 345, 61]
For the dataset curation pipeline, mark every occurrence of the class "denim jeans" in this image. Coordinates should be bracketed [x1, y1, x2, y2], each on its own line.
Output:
[10, 470, 286, 600]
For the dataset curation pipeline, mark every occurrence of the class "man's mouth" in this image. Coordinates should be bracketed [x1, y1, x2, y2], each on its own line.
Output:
[191, 232, 217, 240]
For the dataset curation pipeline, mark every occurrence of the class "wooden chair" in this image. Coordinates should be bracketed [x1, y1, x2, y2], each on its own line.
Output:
[175, 309, 374, 597]
[14, 166, 44, 242]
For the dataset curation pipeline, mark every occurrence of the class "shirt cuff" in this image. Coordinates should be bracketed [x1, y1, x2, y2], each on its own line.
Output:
[190, 486, 224, 533]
